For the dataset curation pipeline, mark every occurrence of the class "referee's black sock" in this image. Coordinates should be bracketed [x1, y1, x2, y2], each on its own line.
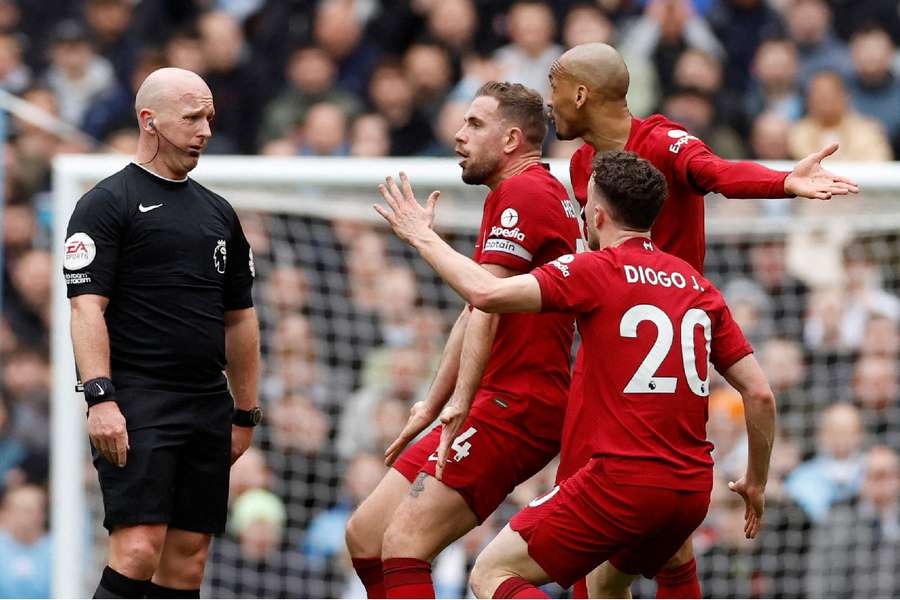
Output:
[145, 581, 201, 599]
[94, 566, 151, 598]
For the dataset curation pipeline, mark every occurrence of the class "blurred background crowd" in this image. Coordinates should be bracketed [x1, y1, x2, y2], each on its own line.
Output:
[0, 0, 899, 597]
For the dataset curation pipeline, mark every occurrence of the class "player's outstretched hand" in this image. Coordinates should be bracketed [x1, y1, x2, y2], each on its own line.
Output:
[784, 143, 859, 200]
[374, 172, 441, 244]
[384, 400, 439, 467]
[87, 401, 129, 468]
[435, 400, 468, 481]
[728, 477, 765, 539]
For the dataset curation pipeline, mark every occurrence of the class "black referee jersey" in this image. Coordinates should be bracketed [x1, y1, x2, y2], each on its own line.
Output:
[64, 162, 254, 395]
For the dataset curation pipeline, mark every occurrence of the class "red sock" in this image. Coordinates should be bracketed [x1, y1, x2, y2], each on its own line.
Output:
[493, 576, 549, 598]
[656, 558, 701, 599]
[382, 557, 435, 598]
[352, 557, 386, 599]
[571, 577, 588, 599]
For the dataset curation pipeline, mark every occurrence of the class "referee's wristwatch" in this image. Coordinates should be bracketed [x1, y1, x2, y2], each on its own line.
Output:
[233, 406, 262, 428]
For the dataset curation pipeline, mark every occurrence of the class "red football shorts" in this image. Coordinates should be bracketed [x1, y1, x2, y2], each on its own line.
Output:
[511, 458, 710, 587]
[393, 411, 559, 523]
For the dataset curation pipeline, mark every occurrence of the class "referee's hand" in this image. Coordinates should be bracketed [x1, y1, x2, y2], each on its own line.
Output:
[87, 401, 129, 467]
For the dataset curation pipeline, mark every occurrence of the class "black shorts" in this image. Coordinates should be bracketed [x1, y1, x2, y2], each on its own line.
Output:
[92, 389, 233, 534]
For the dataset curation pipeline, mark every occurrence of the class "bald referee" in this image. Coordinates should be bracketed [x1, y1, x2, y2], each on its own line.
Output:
[63, 68, 260, 599]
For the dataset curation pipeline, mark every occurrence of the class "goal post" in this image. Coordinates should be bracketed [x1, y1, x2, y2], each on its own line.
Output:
[51, 154, 900, 598]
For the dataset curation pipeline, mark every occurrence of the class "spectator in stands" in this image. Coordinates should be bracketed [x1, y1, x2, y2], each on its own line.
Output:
[0, 395, 25, 495]
[760, 338, 816, 456]
[449, 54, 504, 103]
[825, 0, 900, 45]
[722, 277, 774, 348]
[0, 33, 30, 94]
[350, 113, 390, 157]
[302, 452, 386, 567]
[426, 0, 478, 58]
[83, 0, 136, 86]
[807, 446, 900, 598]
[785, 403, 866, 522]
[42, 19, 116, 127]
[197, 11, 266, 153]
[785, 0, 852, 86]
[790, 70, 893, 161]
[6, 250, 52, 348]
[620, 0, 725, 95]
[231, 488, 288, 563]
[750, 237, 809, 338]
[706, 388, 747, 480]
[82, 48, 166, 142]
[672, 49, 744, 138]
[560, 4, 659, 116]
[848, 26, 900, 155]
[840, 241, 900, 347]
[403, 42, 454, 120]
[863, 314, 900, 359]
[298, 101, 350, 156]
[313, 0, 380, 99]
[163, 27, 207, 76]
[852, 355, 900, 447]
[745, 39, 803, 123]
[258, 46, 361, 148]
[368, 62, 435, 156]
[751, 111, 792, 159]
[0, 485, 50, 598]
[337, 345, 429, 459]
[661, 87, 746, 158]
[706, 0, 785, 94]
[493, 1, 562, 98]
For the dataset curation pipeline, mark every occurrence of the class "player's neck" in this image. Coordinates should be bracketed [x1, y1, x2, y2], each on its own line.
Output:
[604, 230, 650, 249]
[488, 152, 542, 190]
[583, 105, 632, 152]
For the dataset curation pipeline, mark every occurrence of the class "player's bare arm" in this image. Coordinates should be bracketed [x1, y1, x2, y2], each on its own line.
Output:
[722, 354, 776, 540]
[375, 172, 542, 314]
[384, 306, 469, 466]
[71, 293, 129, 468]
[435, 264, 516, 480]
[224, 307, 260, 464]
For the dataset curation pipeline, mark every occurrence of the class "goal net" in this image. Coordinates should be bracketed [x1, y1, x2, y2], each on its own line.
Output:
[51, 155, 900, 598]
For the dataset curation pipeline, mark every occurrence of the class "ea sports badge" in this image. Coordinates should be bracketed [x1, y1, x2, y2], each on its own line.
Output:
[64, 232, 96, 270]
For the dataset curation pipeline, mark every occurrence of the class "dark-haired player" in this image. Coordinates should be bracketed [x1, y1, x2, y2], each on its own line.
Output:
[547, 42, 857, 598]
[345, 82, 582, 598]
[375, 150, 776, 599]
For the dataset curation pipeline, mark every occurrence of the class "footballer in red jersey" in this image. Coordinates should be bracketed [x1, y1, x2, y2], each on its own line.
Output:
[547, 42, 858, 598]
[374, 150, 777, 600]
[346, 82, 582, 599]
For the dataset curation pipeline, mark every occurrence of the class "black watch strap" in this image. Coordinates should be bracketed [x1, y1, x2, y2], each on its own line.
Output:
[83, 377, 116, 407]
[233, 406, 262, 427]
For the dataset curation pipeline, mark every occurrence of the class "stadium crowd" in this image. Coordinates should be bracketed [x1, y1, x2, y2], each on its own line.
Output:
[0, 0, 899, 597]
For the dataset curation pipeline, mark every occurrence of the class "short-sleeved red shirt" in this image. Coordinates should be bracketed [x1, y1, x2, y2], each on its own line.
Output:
[534, 239, 752, 490]
[470, 163, 583, 441]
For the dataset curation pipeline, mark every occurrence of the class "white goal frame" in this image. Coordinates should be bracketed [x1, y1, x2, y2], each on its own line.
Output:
[51, 154, 900, 597]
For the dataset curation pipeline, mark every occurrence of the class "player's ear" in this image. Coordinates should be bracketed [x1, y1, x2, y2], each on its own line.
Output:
[575, 85, 588, 109]
[140, 110, 156, 134]
[503, 127, 523, 154]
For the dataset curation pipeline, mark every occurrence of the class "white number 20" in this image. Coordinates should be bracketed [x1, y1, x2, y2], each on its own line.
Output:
[620, 305, 711, 396]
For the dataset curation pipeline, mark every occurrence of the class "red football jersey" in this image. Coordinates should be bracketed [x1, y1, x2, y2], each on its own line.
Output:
[533, 238, 752, 490]
[470, 163, 583, 441]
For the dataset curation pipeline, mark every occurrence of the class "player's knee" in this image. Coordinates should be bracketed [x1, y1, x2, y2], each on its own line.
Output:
[664, 539, 695, 569]
[114, 534, 164, 575]
[345, 510, 381, 558]
[380, 516, 416, 558]
[469, 556, 503, 599]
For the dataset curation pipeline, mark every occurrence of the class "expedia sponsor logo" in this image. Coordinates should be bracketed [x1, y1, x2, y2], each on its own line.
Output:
[668, 133, 699, 154]
[489, 225, 525, 241]
[549, 259, 571, 277]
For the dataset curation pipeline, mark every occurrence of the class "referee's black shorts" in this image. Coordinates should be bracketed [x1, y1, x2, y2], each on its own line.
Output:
[92, 389, 233, 534]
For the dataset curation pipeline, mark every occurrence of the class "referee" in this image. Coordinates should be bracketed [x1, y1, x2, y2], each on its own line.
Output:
[63, 68, 260, 599]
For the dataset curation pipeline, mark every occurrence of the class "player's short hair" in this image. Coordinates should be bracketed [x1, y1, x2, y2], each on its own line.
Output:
[475, 81, 548, 149]
[590, 150, 667, 231]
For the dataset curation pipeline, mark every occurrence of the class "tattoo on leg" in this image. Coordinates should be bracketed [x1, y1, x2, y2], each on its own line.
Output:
[410, 473, 427, 498]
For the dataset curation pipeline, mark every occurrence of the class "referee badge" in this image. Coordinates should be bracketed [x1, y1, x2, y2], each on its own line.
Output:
[214, 239, 227, 273]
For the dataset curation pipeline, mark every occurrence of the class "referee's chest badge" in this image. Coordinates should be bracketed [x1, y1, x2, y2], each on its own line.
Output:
[213, 239, 227, 274]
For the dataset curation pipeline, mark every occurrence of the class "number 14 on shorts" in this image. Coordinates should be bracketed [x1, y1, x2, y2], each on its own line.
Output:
[428, 427, 477, 463]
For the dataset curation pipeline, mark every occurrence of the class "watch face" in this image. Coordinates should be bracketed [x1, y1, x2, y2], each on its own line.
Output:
[250, 407, 262, 425]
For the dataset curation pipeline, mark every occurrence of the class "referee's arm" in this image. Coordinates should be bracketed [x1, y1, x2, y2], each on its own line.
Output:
[225, 307, 259, 464]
